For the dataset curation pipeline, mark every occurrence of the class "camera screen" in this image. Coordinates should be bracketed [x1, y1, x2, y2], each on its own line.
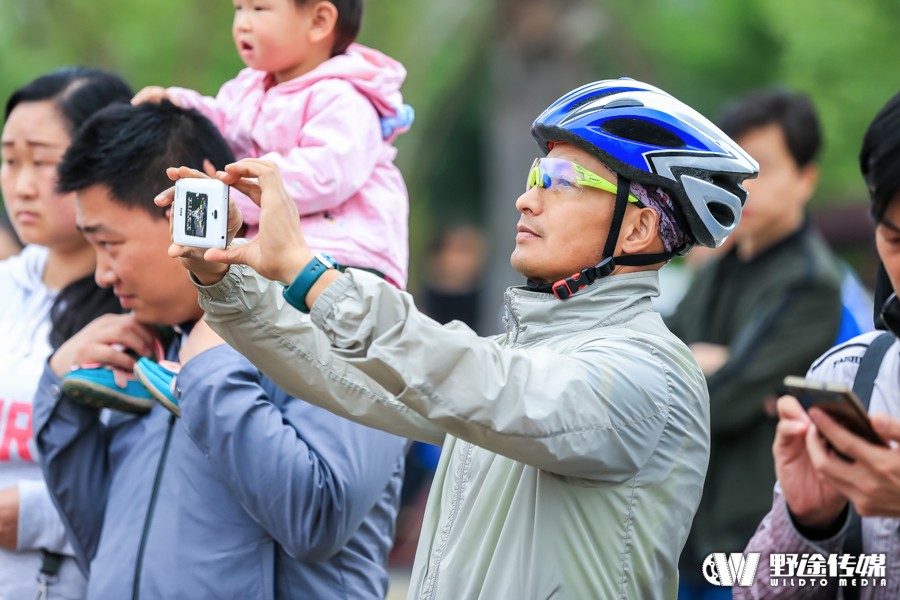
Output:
[185, 191, 208, 237]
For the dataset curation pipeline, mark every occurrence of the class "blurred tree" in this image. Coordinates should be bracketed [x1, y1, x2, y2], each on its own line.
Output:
[1, 0, 897, 291]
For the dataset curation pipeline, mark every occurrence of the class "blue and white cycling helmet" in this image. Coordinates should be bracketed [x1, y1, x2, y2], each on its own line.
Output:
[532, 78, 758, 250]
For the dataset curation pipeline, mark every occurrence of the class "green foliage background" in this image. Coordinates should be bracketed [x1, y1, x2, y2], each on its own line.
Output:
[1, 0, 898, 286]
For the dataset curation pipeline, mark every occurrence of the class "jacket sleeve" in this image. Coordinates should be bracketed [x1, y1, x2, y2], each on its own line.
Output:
[32, 365, 111, 574]
[177, 344, 406, 560]
[17, 479, 75, 555]
[736, 484, 846, 599]
[706, 280, 841, 436]
[199, 267, 674, 482]
[260, 81, 383, 217]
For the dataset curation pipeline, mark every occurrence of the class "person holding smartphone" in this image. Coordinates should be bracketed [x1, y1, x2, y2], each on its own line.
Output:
[736, 90, 900, 599]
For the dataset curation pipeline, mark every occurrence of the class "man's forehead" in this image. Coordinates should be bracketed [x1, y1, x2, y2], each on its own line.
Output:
[75, 187, 126, 234]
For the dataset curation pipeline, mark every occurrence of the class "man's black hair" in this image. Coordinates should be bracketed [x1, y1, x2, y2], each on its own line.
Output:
[294, 0, 362, 56]
[57, 100, 235, 219]
[5, 66, 133, 133]
[718, 88, 822, 169]
[860, 90, 900, 225]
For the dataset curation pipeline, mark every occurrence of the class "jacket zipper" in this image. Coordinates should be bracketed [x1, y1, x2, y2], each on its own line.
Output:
[132, 414, 176, 600]
[423, 441, 473, 599]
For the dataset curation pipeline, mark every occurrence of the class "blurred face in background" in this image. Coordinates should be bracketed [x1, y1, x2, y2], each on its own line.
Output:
[733, 123, 817, 254]
[1, 100, 87, 251]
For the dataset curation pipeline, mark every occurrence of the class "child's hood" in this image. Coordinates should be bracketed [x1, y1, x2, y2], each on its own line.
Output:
[278, 43, 407, 117]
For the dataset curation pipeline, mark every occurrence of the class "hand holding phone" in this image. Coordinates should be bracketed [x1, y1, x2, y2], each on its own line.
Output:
[783, 376, 887, 450]
[173, 179, 229, 249]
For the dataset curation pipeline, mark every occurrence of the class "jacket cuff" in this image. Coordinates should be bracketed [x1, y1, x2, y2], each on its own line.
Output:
[192, 264, 245, 302]
[17, 479, 72, 554]
[310, 270, 358, 330]
[777, 491, 848, 553]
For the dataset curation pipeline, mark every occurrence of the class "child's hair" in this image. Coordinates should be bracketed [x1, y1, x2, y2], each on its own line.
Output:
[57, 101, 235, 219]
[717, 88, 822, 169]
[295, 0, 362, 56]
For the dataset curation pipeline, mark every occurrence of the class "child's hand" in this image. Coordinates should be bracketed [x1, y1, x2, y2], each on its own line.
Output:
[155, 161, 244, 285]
[179, 319, 226, 365]
[132, 86, 177, 106]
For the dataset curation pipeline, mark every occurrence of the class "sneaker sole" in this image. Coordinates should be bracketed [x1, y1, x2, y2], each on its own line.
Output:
[61, 380, 154, 414]
[133, 367, 180, 418]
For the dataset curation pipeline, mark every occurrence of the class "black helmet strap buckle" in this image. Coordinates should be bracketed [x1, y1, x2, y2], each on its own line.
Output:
[535, 175, 674, 300]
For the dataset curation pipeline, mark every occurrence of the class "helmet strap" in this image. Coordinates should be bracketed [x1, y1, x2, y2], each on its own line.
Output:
[529, 176, 674, 300]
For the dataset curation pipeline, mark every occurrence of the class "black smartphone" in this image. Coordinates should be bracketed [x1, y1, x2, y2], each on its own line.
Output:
[783, 375, 887, 449]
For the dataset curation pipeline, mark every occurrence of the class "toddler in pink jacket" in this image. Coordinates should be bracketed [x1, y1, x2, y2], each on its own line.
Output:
[135, 0, 412, 288]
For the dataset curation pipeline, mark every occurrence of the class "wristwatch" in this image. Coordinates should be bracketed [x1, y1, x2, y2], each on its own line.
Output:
[282, 253, 340, 313]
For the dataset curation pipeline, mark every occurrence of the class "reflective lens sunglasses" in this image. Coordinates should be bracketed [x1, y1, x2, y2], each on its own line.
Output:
[526, 157, 640, 204]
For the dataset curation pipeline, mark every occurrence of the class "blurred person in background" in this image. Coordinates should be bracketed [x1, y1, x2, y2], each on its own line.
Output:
[668, 88, 845, 599]
[420, 223, 488, 332]
[0, 66, 131, 599]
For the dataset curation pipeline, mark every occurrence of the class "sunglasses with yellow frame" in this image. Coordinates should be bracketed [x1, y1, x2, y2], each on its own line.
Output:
[526, 157, 641, 204]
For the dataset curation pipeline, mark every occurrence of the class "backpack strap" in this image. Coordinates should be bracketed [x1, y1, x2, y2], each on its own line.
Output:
[851, 332, 895, 408]
[844, 331, 895, 599]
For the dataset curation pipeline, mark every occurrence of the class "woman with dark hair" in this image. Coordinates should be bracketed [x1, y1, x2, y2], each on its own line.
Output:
[0, 210, 22, 260]
[0, 66, 131, 598]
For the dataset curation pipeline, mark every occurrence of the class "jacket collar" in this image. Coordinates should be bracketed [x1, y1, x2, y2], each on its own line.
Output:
[502, 271, 661, 346]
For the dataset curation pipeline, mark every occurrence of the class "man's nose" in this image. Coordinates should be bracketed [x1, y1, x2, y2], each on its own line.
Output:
[94, 258, 117, 288]
[515, 187, 542, 214]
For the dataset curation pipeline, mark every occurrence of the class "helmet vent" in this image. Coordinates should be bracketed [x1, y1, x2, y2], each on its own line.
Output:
[601, 118, 686, 148]
[604, 98, 644, 109]
[707, 201, 737, 227]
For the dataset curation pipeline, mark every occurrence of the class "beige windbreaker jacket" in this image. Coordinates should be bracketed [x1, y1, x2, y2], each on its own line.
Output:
[196, 266, 710, 599]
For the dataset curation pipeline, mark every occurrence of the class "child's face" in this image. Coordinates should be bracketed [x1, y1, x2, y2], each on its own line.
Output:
[232, 0, 322, 82]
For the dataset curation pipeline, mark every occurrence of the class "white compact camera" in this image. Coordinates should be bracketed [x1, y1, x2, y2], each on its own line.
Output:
[173, 178, 229, 249]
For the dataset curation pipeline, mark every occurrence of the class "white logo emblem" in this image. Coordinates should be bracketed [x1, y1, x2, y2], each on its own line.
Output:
[702, 553, 761, 587]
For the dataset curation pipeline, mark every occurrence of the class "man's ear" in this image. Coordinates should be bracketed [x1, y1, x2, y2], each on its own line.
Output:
[309, 1, 339, 45]
[619, 206, 663, 255]
[796, 163, 819, 207]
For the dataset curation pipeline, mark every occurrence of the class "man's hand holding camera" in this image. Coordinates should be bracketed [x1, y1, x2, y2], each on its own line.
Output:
[155, 162, 243, 286]
[157, 159, 331, 295]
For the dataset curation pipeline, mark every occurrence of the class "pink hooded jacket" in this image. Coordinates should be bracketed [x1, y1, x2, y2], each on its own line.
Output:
[168, 44, 410, 288]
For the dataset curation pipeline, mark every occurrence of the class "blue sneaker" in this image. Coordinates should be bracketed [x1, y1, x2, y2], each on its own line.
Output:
[134, 358, 180, 417]
[62, 366, 155, 414]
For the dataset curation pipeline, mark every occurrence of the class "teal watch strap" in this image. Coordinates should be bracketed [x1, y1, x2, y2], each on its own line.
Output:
[283, 253, 339, 313]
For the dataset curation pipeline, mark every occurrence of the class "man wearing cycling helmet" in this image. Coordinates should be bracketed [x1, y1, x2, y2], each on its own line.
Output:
[162, 79, 758, 598]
